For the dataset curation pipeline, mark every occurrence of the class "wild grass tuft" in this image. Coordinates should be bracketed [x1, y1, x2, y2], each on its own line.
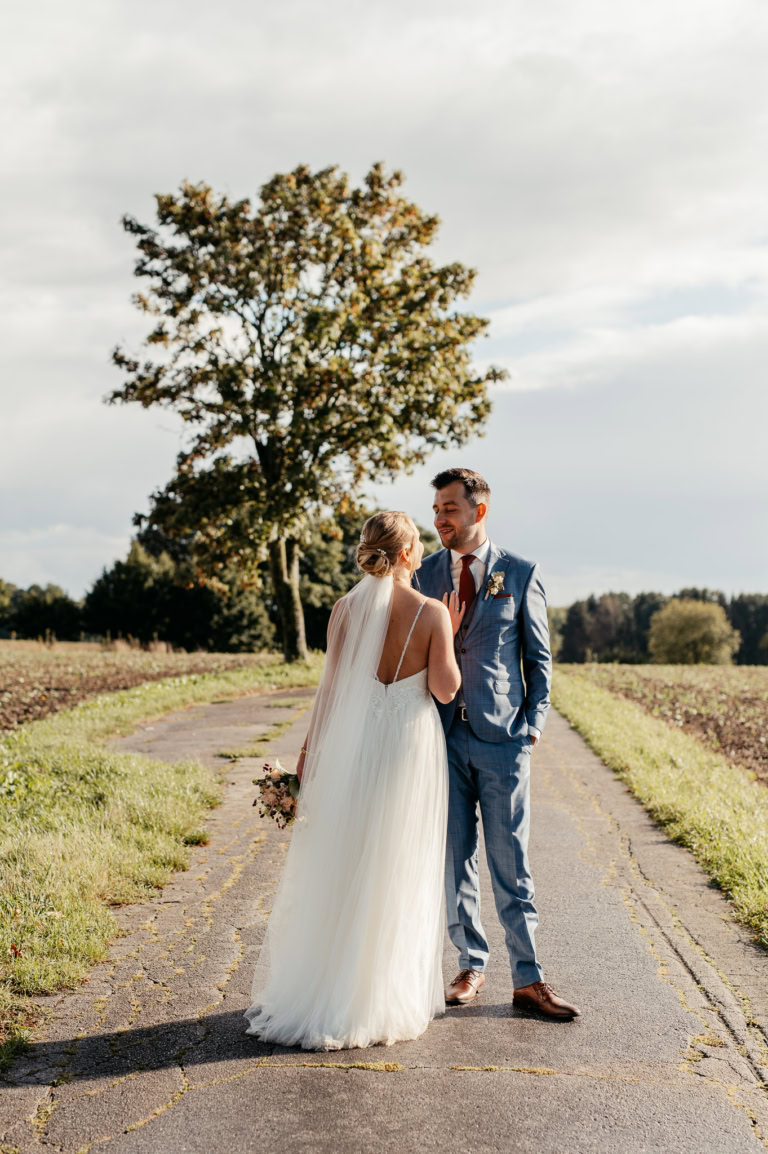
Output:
[552, 668, 768, 949]
[0, 653, 323, 1068]
[220, 711, 308, 761]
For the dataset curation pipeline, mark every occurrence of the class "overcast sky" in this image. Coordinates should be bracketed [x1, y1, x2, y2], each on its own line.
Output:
[2, 0, 767, 605]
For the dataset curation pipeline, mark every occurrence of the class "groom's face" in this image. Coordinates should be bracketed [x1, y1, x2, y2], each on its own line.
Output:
[433, 482, 486, 551]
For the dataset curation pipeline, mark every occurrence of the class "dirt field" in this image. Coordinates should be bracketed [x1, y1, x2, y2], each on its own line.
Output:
[559, 663, 768, 785]
[0, 643, 271, 730]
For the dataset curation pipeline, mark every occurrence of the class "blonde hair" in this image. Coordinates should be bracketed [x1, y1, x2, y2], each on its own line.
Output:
[356, 511, 418, 577]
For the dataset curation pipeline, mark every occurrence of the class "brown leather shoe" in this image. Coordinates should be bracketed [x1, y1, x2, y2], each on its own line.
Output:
[513, 981, 581, 1020]
[446, 969, 486, 1005]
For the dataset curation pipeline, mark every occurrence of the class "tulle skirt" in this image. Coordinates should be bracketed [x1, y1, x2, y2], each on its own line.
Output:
[244, 671, 448, 1051]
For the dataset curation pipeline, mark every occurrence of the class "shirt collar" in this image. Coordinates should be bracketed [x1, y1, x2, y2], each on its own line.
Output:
[450, 538, 490, 567]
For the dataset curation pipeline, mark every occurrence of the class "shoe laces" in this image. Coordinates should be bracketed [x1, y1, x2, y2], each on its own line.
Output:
[456, 968, 479, 982]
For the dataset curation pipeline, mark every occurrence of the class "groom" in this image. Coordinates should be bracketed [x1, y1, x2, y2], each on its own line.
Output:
[415, 467, 580, 1020]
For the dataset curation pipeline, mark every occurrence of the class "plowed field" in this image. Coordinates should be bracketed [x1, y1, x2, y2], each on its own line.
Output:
[0, 645, 269, 731]
[559, 664, 768, 784]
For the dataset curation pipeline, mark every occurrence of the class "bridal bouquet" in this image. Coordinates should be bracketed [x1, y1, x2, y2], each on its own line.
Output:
[253, 759, 300, 829]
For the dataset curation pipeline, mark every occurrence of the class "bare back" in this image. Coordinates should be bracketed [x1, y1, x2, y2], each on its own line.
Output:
[376, 584, 434, 684]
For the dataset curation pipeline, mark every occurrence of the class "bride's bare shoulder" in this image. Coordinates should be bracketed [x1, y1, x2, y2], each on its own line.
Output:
[419, 595, 450, 628]
[390, 585, 433, 620]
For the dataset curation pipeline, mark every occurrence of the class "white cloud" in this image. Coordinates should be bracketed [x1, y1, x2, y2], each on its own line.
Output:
[0, 526, 131, 596]
[1, 0, 767, 600]
[496, 311, 768, 398]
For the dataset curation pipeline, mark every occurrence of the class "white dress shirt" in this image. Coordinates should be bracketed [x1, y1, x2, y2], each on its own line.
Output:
[449, 539, 491, 597]
[450, 539, 540, 741]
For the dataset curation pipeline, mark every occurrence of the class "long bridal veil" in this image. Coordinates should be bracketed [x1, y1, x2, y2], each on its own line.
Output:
[245, 575, 393, 1037]
[300, 572, 393, 798]
[244, 573, 448, 1050]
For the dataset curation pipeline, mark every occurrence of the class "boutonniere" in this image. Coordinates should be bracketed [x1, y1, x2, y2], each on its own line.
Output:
[484, 571, 505, 600]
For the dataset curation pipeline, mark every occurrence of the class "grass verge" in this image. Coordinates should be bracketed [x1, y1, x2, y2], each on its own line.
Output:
[552, 668, 768, 949]
[0, 653, 323, 1069]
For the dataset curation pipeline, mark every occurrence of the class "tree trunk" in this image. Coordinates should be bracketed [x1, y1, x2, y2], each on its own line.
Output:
[269, 536, 308, 662]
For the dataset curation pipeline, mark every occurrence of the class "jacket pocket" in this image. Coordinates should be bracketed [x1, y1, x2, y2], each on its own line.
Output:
[493, 680, 524, 704]
[489, 596, 516, 619]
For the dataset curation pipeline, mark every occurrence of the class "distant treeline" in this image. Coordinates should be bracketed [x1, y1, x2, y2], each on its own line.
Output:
[0, 506, 419, 653]
[0, 550, 274, 652]
[4, 556, 767, 665]
[551, 588, 768, 665]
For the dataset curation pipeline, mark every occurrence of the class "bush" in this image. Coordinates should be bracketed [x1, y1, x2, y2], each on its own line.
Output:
[648, 599, 741, 664]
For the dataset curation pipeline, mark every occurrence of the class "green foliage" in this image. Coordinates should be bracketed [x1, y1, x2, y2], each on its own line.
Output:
[630, 592, 669, 656]
[556, 588, 766, 666]
[559, 591, 650, 663]
[83, 541, 275, 652]
[110, 163, 503, 658]
[729, 593, 768, 664]
[547, 606, 566, 661]
[0, 581, 18, 639]
[675, 586, 728, 607]
[648, 599, 741, 664]
[0, 580, 17, 618]
[0, 584, 82, 642]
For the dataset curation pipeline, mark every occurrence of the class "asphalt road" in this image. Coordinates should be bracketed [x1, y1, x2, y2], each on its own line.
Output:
[2, 691, 768, 1153]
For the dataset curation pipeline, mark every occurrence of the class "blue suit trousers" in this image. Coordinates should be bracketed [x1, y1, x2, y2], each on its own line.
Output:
[445, 716, 543, 988]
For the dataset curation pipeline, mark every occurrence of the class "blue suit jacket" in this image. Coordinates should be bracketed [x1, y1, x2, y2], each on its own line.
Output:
[414, 541, 552, 743]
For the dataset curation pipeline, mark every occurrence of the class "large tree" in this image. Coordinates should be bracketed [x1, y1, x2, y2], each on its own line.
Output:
[109, 163, 503, 659]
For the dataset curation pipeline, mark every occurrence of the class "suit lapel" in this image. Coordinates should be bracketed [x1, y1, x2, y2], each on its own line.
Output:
[462, 540, 505, 644]
[414, 548, 452, 598]
[437, 547, 453, 596]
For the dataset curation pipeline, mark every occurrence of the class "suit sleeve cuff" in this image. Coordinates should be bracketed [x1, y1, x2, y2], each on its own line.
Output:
[527, 725, 541, 739]
[526, 710, 548, 733]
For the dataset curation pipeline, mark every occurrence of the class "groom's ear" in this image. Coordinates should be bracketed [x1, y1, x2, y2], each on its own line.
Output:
[475, 502, 488, 523]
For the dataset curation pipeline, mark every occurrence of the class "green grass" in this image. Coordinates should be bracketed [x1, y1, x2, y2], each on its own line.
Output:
[552, 667, 768, 948]
[219, 708, 310, 761]
[0, 653, 323, 1069]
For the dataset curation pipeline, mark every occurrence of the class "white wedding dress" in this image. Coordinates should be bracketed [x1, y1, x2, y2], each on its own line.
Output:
[244, 575, 448, 1051]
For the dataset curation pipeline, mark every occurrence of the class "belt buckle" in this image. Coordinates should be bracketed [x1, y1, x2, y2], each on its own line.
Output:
[460, 705, 469, 722]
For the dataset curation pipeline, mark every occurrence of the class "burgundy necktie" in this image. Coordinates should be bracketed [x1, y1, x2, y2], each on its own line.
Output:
[459, 554, 476, 614]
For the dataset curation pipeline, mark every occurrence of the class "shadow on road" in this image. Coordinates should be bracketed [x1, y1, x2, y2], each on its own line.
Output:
[6, 999, 582, 1090]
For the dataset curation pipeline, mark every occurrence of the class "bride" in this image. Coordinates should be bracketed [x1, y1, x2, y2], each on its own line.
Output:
[244, 511, 463, 1051]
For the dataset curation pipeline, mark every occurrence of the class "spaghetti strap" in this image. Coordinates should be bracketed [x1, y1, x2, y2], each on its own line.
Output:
[393, 599, 427, 683]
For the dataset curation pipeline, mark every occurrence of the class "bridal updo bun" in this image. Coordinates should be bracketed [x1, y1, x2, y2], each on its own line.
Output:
[356, 511, 417, 577]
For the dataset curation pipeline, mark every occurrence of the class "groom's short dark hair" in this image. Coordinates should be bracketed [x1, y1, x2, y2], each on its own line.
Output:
[431, 468, 491, 507]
